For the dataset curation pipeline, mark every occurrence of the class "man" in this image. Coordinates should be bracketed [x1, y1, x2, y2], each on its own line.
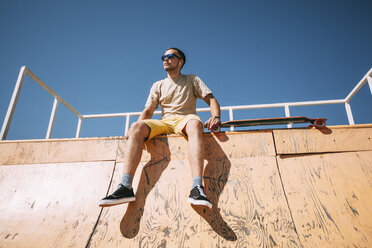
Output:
[99, 47, 221, 209]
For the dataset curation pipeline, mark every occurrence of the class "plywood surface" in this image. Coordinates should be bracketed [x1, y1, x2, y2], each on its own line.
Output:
[277, 151, 372, 248]
[0, 139, 119, 165]
[274, 127, 372, 155]
[1, 127, 371, 247]
[116, 131, 276, 163]
[90, 133, 300, 248]
[0, 161, 114, 248]
[199, 157, 301, 248]
[89, 161, 203, 248]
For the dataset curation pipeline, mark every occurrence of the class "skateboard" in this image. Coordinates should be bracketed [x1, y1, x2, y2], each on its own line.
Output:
[211, 116, 327, 133]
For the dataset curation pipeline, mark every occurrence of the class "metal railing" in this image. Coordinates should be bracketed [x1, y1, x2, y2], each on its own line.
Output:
[1, 66, 372, 140]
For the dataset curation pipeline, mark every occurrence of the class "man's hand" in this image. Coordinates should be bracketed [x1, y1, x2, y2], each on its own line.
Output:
[203, 94, 221, 132]
[205, 116, 221, 132]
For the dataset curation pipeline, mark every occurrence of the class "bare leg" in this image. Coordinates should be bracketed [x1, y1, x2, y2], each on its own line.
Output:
[122, 121, 151, 176]
[184, 120, 212, 208]
[184, 119, 204, 178]
[98, 121, 150, 207]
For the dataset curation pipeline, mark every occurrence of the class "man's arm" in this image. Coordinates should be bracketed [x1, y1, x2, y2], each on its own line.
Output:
[203, 93, 221, 130]
[138, 105, 156, 121]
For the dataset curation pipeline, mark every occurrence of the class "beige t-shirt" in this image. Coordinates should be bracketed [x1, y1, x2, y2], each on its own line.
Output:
[145, 74, 212, 118]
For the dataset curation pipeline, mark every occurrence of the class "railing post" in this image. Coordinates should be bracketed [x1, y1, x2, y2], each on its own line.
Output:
[367, 76, 372, 95]
[125, 114, 130, 136]
[284, 105, 292, 128]
[46, 98, 59, 139]
[0, 66, 27, 140]
[76, 118, 83, 138]
[229, 108, 234, 131]
[345, 102, 355, 125]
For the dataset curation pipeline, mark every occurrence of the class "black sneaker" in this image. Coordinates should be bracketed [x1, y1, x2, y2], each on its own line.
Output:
[188, 185, 212, 209]
[99, 184, 136, 207]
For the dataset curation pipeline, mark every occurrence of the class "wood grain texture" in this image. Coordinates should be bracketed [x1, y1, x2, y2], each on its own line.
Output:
[277, 151, 372, 248]
[91, 132, 300, 247]
[116, 131, 275, 163]
[89, 161, 203, 248]
[2, 126, 371, 247]
[274, 127, 372, 155]
[198, 157, 301, 248]
[0, 139, 119, 165]
[0, 161, 114, 248]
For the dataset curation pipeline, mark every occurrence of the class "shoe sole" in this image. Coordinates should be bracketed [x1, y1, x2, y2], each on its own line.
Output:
[188, 198, 212, 209]
[99, 197, 136, 207]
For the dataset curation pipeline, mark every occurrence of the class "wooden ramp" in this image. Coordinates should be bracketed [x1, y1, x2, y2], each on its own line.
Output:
[0, 125, 371, 248]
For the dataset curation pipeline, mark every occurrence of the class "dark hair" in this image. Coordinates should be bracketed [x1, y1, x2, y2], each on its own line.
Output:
[166, 47, 186, 68]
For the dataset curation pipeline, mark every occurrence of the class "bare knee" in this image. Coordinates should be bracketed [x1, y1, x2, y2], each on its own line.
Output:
[185, 120, 203, 137]
[129, 121, 150, 140]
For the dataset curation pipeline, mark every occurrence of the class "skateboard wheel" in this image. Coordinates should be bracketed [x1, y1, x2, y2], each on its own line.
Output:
[314, 119, 326, 128]
[212, 125, 220, 133]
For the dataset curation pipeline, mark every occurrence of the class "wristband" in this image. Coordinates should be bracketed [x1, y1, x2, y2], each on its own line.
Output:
[214, 116, 220, 119]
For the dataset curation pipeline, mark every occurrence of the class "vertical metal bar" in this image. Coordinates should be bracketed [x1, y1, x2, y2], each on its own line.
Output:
[229, 108, 234, 131]
[125, 114, 130, 136]
[284, 105, 292, 128]
[345, 102, 355, 125]
[76, 118, 83, 138]
[284, 105, 291, 117]
[1, 66, 27, 140]
[46, 98, 59, 139]
[367, 76, 372, 95]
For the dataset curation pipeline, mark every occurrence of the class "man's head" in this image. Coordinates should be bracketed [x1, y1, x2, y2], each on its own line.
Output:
[162, 47, 186, 72]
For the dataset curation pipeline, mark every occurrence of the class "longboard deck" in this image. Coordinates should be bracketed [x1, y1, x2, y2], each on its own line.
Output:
[219, 116, 327, 129]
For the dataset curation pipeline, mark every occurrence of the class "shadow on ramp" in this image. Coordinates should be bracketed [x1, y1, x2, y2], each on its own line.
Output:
[192, 132, 237, 241]
[119, 134, 236, 241]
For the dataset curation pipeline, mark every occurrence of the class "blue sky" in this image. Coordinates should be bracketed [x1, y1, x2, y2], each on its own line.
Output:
[1, 0, 371, 140]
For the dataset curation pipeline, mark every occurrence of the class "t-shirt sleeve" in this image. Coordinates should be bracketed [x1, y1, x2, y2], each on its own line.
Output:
[193, 75, 212, 99]
[145, 82, 160, 108]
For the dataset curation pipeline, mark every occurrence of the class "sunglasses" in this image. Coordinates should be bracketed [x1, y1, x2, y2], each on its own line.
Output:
[161, 53, 181, 61]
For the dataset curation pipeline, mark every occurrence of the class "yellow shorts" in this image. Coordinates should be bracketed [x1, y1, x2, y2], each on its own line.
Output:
[143, 114, 204, 140]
